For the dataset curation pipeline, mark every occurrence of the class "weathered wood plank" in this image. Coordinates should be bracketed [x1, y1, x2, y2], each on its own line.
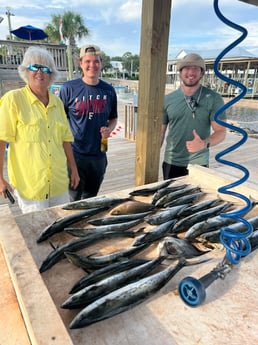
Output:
[0, 205, 74, 345]
[1, 170, 258, 345]
[135, 0, 172, 185]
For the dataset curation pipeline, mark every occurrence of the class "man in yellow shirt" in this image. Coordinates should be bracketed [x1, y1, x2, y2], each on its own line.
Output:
[0, 46, 79, 213]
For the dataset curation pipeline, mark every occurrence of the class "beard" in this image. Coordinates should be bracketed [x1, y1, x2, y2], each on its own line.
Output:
[182, 78, 201, 87]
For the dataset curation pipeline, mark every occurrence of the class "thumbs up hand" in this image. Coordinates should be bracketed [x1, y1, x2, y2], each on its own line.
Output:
[186, 129, 206, 152]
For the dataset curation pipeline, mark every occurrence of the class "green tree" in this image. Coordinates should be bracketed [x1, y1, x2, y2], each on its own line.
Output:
[44, 11, 90, 79]
[101, 52, 112, 72]
[121, 52, 139, 79]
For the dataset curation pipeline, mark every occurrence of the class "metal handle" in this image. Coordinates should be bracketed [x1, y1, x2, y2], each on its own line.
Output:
[178, 263, 231, 307]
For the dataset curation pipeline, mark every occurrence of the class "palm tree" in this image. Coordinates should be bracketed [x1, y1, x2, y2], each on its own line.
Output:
[45, 11, 90, 79]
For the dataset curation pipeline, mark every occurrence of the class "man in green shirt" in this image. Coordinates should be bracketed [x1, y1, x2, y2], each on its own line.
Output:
[161, 53, 227, 179]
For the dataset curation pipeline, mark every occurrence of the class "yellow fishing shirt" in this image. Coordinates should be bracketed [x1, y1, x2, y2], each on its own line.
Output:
[0, 85, 74, 200]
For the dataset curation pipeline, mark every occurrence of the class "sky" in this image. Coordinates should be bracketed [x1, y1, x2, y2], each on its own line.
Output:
[1, 0, 258, 58]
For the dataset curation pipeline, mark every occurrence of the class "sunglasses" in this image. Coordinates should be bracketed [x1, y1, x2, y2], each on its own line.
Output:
[27, 64, 52, 74]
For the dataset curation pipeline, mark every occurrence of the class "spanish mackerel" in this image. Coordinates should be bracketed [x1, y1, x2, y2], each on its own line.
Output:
[200, 215, 258, 243]
[62, 195, 131, 210]
[70, 258, 150, 294]
[250, 229, 258, 252]
[132, 219, 177, 246]
[64, 219, 144, 237]
[39, 231, 138, 273]
[88, 211, 153, 226]
[69, 257, 206, 329]
[64, 242, 151, 270]
[151, 183, 189, 205]
[177, 198, 223, 217]
[129, 179, 174, 196]
[144, 204, 190, 225]
[172, 201, 232, 234]
[37, 206, 108, 243]
[164, 191, 204, 207]
[62, 256, 166, 309]
[154, 185, 201, 208]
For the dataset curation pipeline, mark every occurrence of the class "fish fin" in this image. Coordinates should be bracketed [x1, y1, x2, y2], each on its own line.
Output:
[184, 257, 212, 266]
[49, 241, 58, 250]
[87, 252, 98, 258]
[250, 195, 258, 205]
[135, 227, 146, 235]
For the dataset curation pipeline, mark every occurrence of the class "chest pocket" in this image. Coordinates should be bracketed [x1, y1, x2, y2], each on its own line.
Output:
[17, 118, 41, 142]
[52, 121, 67, 145]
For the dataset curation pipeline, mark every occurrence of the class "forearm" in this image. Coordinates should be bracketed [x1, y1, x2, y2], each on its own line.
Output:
[161, 124, 167, 147]
[108, 118, 118, 132]
[63, 142, 80, 189]
[0, 140, 6, 180]
[0, 140, 12, 195]
[63, 142, 77, 170]
[207, 130, 227, 147]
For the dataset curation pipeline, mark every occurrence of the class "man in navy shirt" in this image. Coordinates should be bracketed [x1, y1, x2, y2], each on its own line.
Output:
[59, 45, 118, 200]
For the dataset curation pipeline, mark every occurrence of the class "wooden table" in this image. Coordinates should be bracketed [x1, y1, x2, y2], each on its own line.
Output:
[0, 166, 257, 345]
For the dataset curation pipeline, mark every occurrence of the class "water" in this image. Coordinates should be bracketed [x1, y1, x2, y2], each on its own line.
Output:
[114, 88, 258, 133]
[226, 106, 258, 133]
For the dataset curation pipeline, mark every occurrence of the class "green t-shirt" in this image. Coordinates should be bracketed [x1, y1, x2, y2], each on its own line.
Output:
[163, 85, 226, 166]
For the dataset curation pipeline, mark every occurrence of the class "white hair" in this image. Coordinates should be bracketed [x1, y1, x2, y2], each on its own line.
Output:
[18, 46, 59, 83]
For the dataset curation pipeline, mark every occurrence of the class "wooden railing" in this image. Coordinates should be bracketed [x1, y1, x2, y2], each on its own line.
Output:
[0, 39, 68, 71]
[124, 104, 138, 141]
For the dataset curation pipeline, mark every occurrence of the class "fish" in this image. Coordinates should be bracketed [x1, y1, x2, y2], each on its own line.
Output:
[162, 191, 205, 208]
[176, 198, 223, 218]
[64, 242, 152, 270]
[151, 183, 189, 205]
[132, 219, 177, 246]
[157, 236, 210, 259]
[144, 204, 190, 225]
[64, 219, 144, 237]
[129, 179, 175, 196]
[199, 229, 222, 243]
[62, 195, 131, 210]
[250, 229, 258, 252]
[88, 211, 153, 226]
[200, 215, 258, 243]
[39, 231, 139, 273]
[154, 185, 201, 208]
[69, 257, 208, 329]
[110, 200, 156, 215]
[62, 256, 166, 309]
[172, 201, 233, 234]
[187, 215, 238, 241]
[36, 206, 109, 243]
[70, 258, 150, 294]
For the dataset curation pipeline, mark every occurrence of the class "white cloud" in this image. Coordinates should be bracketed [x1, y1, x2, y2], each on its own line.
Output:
[1, 0, 258, 57]
[118, 0, 141, 22]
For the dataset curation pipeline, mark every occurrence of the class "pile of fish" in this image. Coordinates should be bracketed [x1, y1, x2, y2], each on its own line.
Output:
[36, 178, 258, 329]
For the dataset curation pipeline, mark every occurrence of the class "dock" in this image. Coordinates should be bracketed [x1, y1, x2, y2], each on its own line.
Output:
[1, 99, 258, 344]
[1, 101, 258, 216]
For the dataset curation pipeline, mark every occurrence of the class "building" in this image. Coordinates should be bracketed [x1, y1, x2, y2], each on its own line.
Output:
[166, 47, 258, 98]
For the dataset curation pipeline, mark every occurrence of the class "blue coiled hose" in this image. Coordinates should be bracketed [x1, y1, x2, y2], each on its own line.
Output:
[213, 0, 252, 264]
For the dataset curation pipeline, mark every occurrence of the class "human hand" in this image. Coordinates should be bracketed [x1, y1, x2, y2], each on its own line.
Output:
[186, 129, 206, 153]
[100, 126, 111, 139]
[70, 169, 80, 189]
[0, 178, 14, 200]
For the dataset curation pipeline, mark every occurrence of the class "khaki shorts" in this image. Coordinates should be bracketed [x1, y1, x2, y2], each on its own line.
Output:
[14, 190, 70, 214]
